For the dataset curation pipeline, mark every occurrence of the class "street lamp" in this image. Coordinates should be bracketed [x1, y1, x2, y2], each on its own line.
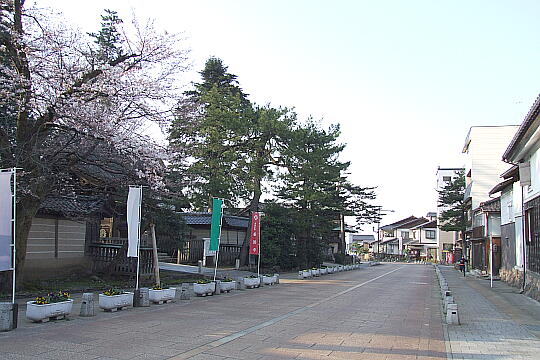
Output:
[376, 208, 394, 259]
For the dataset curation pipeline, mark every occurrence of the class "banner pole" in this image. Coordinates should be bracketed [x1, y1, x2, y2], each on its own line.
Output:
[213, 199, 224, 282]
[257, 212, 261, 277]
[11, 168, 17, 304]
[135, 186, 142, 290]
[257, 253, 261, 278]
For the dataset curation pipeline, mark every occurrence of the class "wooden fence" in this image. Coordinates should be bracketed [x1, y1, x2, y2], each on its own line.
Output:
[176, 239, 241, 266]
[88, 238, 153, 277]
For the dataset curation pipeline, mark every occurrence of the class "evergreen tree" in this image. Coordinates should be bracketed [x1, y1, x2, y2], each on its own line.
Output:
[170, 57, 254, 210]
[276, 120, 377, 268]
[438, 171, 467, 239]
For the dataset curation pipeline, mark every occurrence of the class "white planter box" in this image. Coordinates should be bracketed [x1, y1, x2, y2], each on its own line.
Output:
[244, 277, 261, 288]
[262, 275, 277, 285]
[301, 270, 311, 279]
[149, 288, 176, 304]
[311, 269, 320, 277]
[219, 281, 236, 293]
[26, 299, 73, 322]
[193, 282, 216, 296]
[320, 268, 327, 275]
[326, 267, 333, 274]
[99, 292, 134, 311]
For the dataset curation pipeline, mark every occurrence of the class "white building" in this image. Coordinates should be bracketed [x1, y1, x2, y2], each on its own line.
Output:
[463, 126, 519, 209]
[500, 94, 540, 300]
[462, 125, 519, 263]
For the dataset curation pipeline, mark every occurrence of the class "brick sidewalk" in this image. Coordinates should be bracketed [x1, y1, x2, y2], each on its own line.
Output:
[440, 266, 540, 359]
[0, 264, 445, 360]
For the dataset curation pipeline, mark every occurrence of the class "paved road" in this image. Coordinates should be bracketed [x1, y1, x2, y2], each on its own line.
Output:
[441, 266, 540, 359]
[0, 264, 445, 359]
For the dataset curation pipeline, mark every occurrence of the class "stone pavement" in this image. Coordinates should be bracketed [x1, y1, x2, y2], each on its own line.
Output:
[0, 264, 445, 359]
[159, 262, 254, 278]
[440, 266, 540, 359]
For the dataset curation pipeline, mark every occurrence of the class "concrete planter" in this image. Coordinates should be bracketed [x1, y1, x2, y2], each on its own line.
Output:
[244, 277, 261, 288]
[311, 269, 321, 277]
[99, 292, 134, 312]
[219, 281, 236, 293]
[149, 288, 176, 304]
[193, 282, 216, 296]
[262, 275, 277, 285]
[26, 299, 73, 322]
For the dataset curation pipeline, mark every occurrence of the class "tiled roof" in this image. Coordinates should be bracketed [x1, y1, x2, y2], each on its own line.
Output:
[380, 216, 417, 230]
[39, 195, 105, 217]
[380, 237, 398, 245]
[411, 220, 437, 229]
[475, 197, 501, 213]
[503, 94, 540, 162]
[351, 234, 375, 242]
[180, 212, 249, 229]
[489, 178, 515, 196]
[397, 217, 429, 229]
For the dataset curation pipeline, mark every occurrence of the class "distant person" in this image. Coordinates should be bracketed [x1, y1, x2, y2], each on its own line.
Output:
[458, 257, 468, 277]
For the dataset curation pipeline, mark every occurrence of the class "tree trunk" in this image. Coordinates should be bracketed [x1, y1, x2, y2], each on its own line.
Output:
[239, 177, 262, 266]
[14, 196, 41, 288]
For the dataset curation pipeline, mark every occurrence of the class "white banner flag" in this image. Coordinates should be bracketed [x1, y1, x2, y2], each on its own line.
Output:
[127, 186, 142, 258]
[0, 172, 13, 271]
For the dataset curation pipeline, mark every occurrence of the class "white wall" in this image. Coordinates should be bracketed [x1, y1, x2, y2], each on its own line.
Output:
[501, 188, 513, 225]
[525, 148, 540, 203]
[465, 126, 518, 209]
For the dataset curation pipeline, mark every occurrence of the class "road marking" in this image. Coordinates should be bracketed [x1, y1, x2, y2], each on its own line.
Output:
[168, 266, 404, 359]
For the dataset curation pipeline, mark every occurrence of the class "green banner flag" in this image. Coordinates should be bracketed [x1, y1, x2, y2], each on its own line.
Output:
[209, 198, 223, 251]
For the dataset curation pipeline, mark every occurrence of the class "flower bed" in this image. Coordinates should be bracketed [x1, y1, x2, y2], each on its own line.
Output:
[244, 276, 261, 289]
[193, 280, 216, 296]
[219, 280, 236, 293]
[149, 286, 176, 304]
[99, 290, 134, 312]
[26, 291, 73, 323]
[262, 275, 277, 285]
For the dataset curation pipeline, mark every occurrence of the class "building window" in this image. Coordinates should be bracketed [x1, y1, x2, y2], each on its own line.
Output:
[401, 231, 409, 239]
[443, 176, 452, 182]
[426, 230, 436, 239]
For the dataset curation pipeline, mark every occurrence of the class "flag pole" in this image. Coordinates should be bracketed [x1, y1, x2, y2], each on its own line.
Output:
[135, 186, 142, 290]
[213, 198, 224, 282]
[257, 211, 261, 277]
[11, 168, 17, 304]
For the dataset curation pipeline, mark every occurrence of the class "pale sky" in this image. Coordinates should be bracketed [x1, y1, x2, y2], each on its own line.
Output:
[34, 0, 539, 230]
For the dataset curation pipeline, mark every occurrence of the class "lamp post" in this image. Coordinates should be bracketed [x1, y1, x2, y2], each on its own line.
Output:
[376, 208, 394, 259]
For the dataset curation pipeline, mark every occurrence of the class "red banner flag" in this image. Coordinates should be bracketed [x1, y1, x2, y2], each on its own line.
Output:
[249, 212, 260, 255]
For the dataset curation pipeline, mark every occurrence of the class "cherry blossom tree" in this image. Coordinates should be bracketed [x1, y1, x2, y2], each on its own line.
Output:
[0, 1, 189, 282]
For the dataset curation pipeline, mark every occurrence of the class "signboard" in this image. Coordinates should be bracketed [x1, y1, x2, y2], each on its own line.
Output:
[249, 212, 260, 255]
[203, 238, 217, 257]
[127, 186, 142, 257]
